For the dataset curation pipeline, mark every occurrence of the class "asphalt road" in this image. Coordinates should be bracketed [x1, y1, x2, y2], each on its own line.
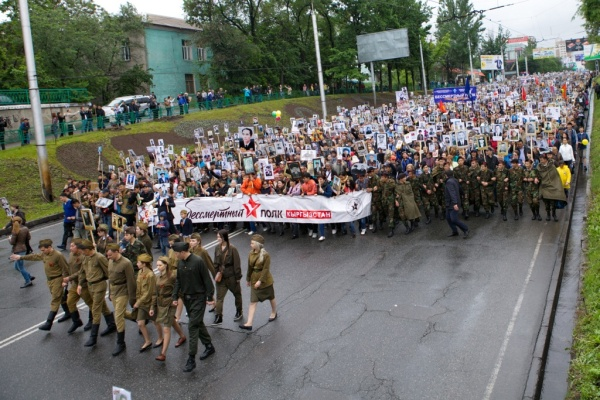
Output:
[0, 208, 565, 400]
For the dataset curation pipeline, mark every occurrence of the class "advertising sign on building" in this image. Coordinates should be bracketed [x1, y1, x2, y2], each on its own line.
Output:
[532, 48, 556, 59]
[480, 55, 504, 70]
[566, 38, 588, 53]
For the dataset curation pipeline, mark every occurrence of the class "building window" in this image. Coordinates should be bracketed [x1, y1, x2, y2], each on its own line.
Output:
[197, 47, 206, 61]
[121, 42, 131, 61]
[182, 40, 193, 61]
[185, 74, 195, 94]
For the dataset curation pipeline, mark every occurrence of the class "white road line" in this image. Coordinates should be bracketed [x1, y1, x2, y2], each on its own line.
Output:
[0, 228, 247, 350]
[483, 232, 544, 400]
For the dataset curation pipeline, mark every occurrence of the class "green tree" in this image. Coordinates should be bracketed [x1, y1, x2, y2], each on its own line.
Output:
[577, 0, 600, 42]
[479, 26, 510, 57]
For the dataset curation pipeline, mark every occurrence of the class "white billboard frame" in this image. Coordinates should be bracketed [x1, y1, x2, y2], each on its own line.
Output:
[357, 28, 410, 64]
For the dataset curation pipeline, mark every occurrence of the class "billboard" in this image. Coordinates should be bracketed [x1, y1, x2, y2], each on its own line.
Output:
[583, 44, 600, 61]
[357, 28, 410, 64]
[566, 38, 588, 53]
[480, 55, 504, 70]
[506, 37, 530, 60]
[433, 86, 477, 103]
[532, 48, 556, 59]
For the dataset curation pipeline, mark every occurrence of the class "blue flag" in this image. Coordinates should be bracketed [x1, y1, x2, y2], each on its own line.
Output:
[464, 76, 472, 102]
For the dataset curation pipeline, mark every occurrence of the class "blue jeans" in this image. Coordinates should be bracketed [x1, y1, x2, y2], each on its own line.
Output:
[159, 236, 169, 256]
[318, 224, 325, 237]
[446, 209, 469, 234]
[14, 251, 31, 284]
[249, 222, 257, 233]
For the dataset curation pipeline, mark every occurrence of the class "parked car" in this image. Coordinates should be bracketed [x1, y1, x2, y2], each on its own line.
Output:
[102, 95, 152, 121]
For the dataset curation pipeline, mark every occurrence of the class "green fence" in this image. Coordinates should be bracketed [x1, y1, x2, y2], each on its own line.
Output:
[0, 89, 327, 147]
[0, 88, 90, 105]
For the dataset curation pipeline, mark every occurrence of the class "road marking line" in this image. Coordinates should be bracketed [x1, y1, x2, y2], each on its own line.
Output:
[0, 228, 246, 350]
[483, 231, 544, 400]
[0, 221, 63, 244]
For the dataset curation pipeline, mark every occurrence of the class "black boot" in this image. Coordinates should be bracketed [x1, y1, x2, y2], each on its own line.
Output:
[514, 209, 519, 220]
[183, 355, 196, 372]
[485, 212, 490, 219]
[519, 204, 523, 216]
[84, 310, 93, 331]
[502, 211, 507, 221]
[404, 222, 411, 234]
[474, 207, 480, 217]
[434, 208, 439, 218]
[100, 313, 117, 336]
[413, 219, 419, 228]
[491, 205, 495, 214]
[38, 311, 57, 331]
[84, 324, 100, 347]
[531, 210, 537, 220]
[536, 208, 542, 221]
[387, 227, 394, 238]
[553, 211, 558, 222]
[546, 211, 551, 221]
[199, 343, 216, 360]
[112, 331, 126, 356]
[68, 310, 83, 334]
[57, 303, 71, 323]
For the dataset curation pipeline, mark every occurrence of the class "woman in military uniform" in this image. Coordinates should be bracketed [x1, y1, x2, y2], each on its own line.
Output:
[126, 253, 161, 352]
[150, 256, 187, 361]
[239, 234, 276, 331]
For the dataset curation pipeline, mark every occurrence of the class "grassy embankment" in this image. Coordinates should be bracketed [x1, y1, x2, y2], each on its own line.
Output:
[0, 93, 378, 227]
[568, 85, 600, 399]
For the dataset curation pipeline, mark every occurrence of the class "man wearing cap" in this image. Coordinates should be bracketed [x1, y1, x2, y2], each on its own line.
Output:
[477, 162, 495, 219]
[77, 239, 116, 347]
[136, 222, 153, 256]
[62, 239, 94, 333]
[171, 241, 216, 372]
[106, 243, 136, 356]
[11, 239, 69, 331]
[492, 160, 510, 221]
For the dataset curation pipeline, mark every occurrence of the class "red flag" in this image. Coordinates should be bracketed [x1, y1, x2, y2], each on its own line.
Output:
[561, 83, 567, 100]
[521, 87, 526, 101]
[535, 76, 539, 85]
[438, 101, 447, 113]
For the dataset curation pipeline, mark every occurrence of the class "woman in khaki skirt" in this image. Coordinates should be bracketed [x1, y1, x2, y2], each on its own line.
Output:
[125, 253, 162, 352]
[150, 256, 187, 361]
[239, 234, 277, 331]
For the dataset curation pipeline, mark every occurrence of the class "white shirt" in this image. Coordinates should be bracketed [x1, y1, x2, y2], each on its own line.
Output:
[559, 143, 574, 162]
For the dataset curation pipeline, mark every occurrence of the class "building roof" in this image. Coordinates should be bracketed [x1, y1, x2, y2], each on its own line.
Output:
[145, 14, 200, 32]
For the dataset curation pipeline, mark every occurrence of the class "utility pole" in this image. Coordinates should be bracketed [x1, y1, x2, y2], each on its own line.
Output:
[370, 62, 376, 105]
[516, 50, 519, 77]
[419, 33, 428, 95]
[19, 0, 53, 201]
[311, 3, 327, 120]
[468, 37, 475, 85]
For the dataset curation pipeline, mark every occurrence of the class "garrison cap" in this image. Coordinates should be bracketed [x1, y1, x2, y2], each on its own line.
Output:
[76, 240, 94, 250]
[38, 239, 53, 248]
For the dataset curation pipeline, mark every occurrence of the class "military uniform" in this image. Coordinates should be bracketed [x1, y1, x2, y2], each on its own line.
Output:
[65, 251, 94, 333]
[108, 253, 136, 356]
[191, 245, 216, 277]
[22, 247, 69, 331]
[493, 166, 510, 220]
[213, 244, 243, 320]
[138, 233, 153, 256]
[468, 164, 481, 216]
[79, 249, 114, 346]
[431, 165, 446, 219]
[395, 180, 421, 233]
[381, 176, 398, 231]
[419, 171, 437, 221]
[508, 164, 525, 219]
[407, 174, 423, 214]
[478, 167, 495, 217]
[123, 239, 148, 273]
[367, 173, 383, 230]
[454, 164, 470, 217]
[523, 166, 541, 220]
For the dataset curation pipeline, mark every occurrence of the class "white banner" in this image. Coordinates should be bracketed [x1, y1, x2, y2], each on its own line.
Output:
[172, 192, 372, 224]
[480, 55, 503, 70]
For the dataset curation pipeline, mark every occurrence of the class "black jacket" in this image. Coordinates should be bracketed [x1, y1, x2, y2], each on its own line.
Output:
[444, 177, 461, 209]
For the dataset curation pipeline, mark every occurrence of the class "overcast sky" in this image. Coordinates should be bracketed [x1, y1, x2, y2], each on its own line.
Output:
[95, 0, 586, 46]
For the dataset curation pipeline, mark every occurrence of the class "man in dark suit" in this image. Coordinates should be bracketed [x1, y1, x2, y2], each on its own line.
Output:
[444, 170, 469, 238]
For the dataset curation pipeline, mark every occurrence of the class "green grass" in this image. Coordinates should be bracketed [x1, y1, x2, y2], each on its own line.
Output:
[568, 81, 600, 400]
[0, 93, 380, 227]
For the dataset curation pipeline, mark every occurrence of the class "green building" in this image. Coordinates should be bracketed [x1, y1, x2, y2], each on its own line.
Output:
[129, 14, 209, 102]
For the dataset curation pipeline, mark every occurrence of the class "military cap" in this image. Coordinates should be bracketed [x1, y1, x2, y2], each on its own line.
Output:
[137, 222, 148, 230]
[251, 234, 265, 245]
[38, 239, 53, 248]
[106, 243, 121, 252]
[76, 240, 94, 250]
[172, 242, 190, 252]
[137, 253, 153, 263]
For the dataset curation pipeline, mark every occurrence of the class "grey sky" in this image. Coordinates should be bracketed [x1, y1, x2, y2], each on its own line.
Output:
[96, 0, 587, 46]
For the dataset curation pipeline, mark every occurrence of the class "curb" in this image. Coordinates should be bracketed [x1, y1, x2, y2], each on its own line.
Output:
[0, 212, 64, 237]
[522, 95, 593, 399]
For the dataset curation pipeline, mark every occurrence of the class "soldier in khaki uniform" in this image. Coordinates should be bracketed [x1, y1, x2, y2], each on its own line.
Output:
[62, 239, 94, 334]
[136, 222, 153, 256]
[492, 161, 510, 221]
[77, 240, 116, 347]
[106, 243, 136, 356]
[11, 239, 69, 331]
[189, 233, 216, 276]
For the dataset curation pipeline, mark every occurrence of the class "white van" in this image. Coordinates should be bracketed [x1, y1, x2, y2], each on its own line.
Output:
[102, 95, 152, 121]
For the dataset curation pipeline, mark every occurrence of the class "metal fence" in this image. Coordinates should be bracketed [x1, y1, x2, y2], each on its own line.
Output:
[0, 88, 91, 105]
